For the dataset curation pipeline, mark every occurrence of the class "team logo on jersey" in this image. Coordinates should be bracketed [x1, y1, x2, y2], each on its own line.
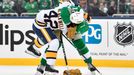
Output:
[114, 22, 134, 46]
[82, 24, 102, 44]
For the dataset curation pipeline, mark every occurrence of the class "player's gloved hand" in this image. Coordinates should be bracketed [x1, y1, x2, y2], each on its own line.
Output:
[66, 26, 76, 39]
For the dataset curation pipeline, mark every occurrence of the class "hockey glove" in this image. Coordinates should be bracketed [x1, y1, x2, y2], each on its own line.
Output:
[66, 26, 76, 39]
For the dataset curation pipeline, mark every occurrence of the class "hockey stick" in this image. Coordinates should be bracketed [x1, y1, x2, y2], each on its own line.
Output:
[61, 33, 102, 75]
[60, 32, 70, 75]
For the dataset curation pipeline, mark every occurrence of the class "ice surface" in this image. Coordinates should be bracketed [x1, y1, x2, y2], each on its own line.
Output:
[0, 66, 134, 75]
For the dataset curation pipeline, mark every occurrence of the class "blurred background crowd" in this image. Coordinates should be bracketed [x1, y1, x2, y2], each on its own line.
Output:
[0, 0, 134, 16]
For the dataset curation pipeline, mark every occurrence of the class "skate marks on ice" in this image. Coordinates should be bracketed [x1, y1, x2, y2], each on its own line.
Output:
[0, 66, 134, 75]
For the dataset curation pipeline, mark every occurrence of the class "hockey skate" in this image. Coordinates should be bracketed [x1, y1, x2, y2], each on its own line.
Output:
[88, 64, 102, 75]
[35, 65, 45, 75]
[89, 67, 96, 75]
[44, 64, 59, 75]
[88, 63, 96, 75]
[25, 44, 41, 58]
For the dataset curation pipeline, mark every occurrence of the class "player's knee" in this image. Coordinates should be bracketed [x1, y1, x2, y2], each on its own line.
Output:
[48, 39, 59, 51]
[79, 47, 89, 55]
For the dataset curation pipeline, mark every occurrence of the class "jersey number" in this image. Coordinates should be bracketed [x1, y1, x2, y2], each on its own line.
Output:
[44, 10, 58, 28]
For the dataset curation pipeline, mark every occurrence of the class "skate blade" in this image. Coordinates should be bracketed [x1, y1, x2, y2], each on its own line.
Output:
[44, 71, 58, 75]
[25, 50, 40, 58]
[92, 70, 102, 75]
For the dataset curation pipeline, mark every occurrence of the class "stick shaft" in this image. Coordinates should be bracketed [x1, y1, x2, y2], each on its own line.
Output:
[60, 32, 68, 66]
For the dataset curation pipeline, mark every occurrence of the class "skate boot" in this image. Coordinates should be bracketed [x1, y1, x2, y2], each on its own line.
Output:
[89, 68, 96, 75]
[25, 44, 41, 57]
[35, 65, 45, 75]
[88, 64, 96, 75]
[44, 64, 59, 75]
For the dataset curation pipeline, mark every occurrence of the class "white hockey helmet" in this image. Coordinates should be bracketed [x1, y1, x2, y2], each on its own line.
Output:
[70, 11, 84, 24]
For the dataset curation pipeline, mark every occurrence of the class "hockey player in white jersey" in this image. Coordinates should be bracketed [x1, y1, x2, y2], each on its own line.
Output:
[25, 0, 97, 75]
[25, 1, 72, 75]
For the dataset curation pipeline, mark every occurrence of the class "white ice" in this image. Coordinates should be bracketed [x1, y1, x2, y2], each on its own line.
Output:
[0, 66, 134, 75]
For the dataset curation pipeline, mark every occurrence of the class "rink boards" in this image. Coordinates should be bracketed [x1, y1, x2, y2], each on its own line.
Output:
[0, 18, 134, 67]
